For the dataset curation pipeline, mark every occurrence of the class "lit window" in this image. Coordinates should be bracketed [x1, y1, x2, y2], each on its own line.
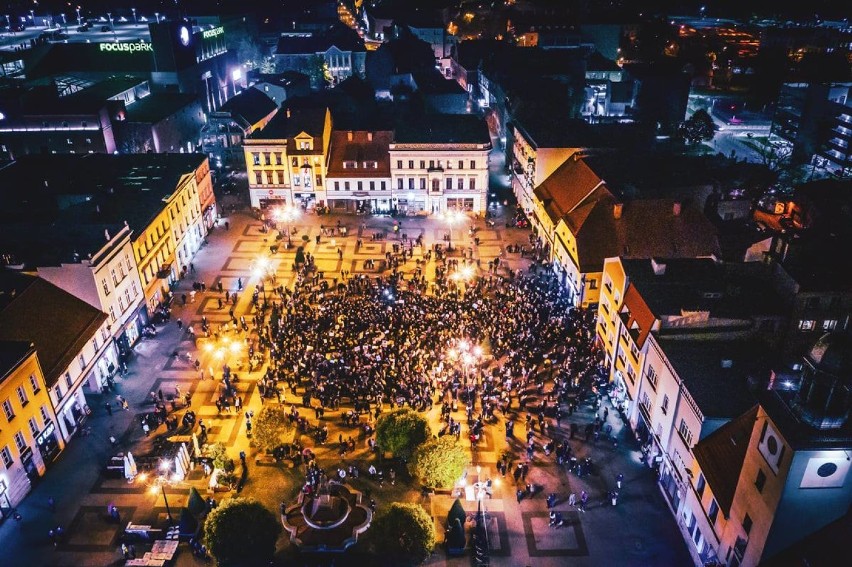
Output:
[798, 320, 816, 331]
[2, 399, 14, 421]
[13, 431, 26, 453]
[0, 446, 12, 467]
[30, 374, 41, 393]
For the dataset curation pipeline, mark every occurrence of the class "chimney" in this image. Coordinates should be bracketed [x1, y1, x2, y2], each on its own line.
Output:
[367, 132, 373, 141]
[672, 201, 682, 216]
[286, 108, 291, 118]
[104, 229, 111, 241]
[651, 257, 667, 276]
[613, 202, 623, 219]
[347, 131, 354, 141]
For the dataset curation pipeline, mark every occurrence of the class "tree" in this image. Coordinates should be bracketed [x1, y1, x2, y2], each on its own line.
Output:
[251, 405, 295, 453]
[371, 503, 435, 566]
[677, 109, 716, 145]
[208, 443, 235, 473]
[376, 407, 429, 460]
[409, 436, 468, 489]
[203, 497, 281, 566]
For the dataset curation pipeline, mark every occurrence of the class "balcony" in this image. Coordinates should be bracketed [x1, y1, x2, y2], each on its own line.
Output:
[427, 166, 444, 173]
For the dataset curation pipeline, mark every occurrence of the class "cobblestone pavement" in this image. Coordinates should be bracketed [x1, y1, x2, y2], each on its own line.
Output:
[0, 202, 692, 567]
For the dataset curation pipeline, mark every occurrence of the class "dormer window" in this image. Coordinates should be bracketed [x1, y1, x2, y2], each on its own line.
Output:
[299, 140, 312, 150]
[364, 161, 377, 169]
[343, 161, 357, 169]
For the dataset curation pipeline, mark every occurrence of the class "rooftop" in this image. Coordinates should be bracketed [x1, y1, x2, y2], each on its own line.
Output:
[0, 153, 207, 267]
[251, 107, 328, 141]
[658, 338, 768, 419]
[275, 23, 365, 55]
[692, 406, 758, 517]
[392, 114, 490, 145]
[124, 93, 199, 123]
[219, 88, 279, 126]
[0, 340, 35, 383]
[0, 272, 106, 387]
[326, 130, 393, 178]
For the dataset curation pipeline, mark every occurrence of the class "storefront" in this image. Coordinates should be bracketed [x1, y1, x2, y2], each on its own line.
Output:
[57, 390, 89, 441]
[446, 197, 476, 211]
[0, 479, 12, 519]
[35, 420, 61, 464]
[293, 193, 317, 209]
[610, 369, 631, 414]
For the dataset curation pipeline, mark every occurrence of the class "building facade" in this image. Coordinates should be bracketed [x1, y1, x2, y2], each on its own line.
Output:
[325, 130, 393, 213]
[0, 342, 63, 513]
[510, 123, 578, 215]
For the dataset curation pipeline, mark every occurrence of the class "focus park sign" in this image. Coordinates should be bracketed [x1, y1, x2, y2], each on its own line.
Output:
[99, 41, 153, 53]
[202, 27, 225, 39]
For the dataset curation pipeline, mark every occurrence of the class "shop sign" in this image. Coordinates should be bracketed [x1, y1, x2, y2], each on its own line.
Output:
[36, 421, 55, 446]
[203, 27, 224, 39]
[99, 41, 153, 53]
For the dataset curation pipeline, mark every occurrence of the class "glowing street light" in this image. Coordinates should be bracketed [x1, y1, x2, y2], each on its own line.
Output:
[273, 205, 300, 246]
[137, 460, 176, 523]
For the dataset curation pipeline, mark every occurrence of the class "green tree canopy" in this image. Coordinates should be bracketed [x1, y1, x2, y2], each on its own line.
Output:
[203, 497, 281, 566]
[678, 109, 716, 145]
[409, 436, 468, 489]
[251, 405, 295, 454]
[208, 442, 235, 473]
[372, 502, 435, 566]
[376, 407, 429, 460]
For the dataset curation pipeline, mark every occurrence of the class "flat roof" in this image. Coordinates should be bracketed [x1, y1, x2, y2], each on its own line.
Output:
[0, 153, 206, 267]
[124, 93, 198, 123]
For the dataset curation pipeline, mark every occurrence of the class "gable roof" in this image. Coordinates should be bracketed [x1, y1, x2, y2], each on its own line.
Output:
[252, 107, 328, 140]
[533, 155, 608, 225]
[571, 198, 721, 273]
[326, 130, 393, 178]
[620, 284, 656, 349]
[220, 88, 279, 125]
[0, 273, 106, 387]
[693, 406, 758, 517]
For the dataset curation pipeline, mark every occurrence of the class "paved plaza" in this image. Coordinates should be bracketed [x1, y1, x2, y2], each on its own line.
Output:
[0, 202, 692, 567]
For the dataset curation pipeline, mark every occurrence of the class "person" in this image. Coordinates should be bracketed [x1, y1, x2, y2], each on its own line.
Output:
[104, 401, 112, 416]
[546, 493, 556, 509]
[579, 491, 588, 512]
[549, 511, 563, 527]
[616, 473, 624, 489]
[568, 492, 577, 507]
[121, 543, 131, 559]
[516, 488, 524, 503]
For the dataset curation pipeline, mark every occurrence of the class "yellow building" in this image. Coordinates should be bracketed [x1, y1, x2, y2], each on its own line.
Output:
[510, 121, 578, 215]
[0, 341, 63, 510]
[127, 155, 212, 314]
[245, 107, 332, 210]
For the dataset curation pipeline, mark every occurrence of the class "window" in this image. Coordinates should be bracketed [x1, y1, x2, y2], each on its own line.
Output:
[293, 175, 300, 186]
[470, 160, 476, 169]
[742, 514, 752, 535]
[118, 296, 125, 313]
[102, 279, 110, 295]
[334, 181, 340, 191]
[457, 178, 464, 190]
[755, 469, 766, 492]
[708, 499, 719, 524]
[798, 320, 816, 331]
[316, 175, 322, 186]
[419, 160, 425, 169]
[678, 419, 693, 447]
[292, 157, 298, 167]
[275, 153, 282, 165]
[823, 319, 838, 331]
[13, 431, 26, 453]
[396, 160, 402, 169]
[109, 306, 117, 323]
[93, 336, 100, 352]
[0, 446, 11, 468]
[646, 367, 658, 389]
[28, 417, 39, 437]
[446, 178, 452, 190]
[408, 160, 414, 169]
[344, 181, 350, 191]
[420, 178, 426, 190]
[357, 181, 363, 191]
[2, 399, 13, 421]
[408, 178, 415, 190]
[125, 289, 132, 307]
[432, 179, 440, 191]
[458, 160, 464, 169]
[30, 374, 41, 393]
[381, 181, 386, 191]
[40, 405, 50, 425]
[111, 268, 118, 285]
[54, 385, 62, 401]
[397, 178, 403, 190]
[252, 153, 260, 166]
[429, 160, 434, 168]
[696, 474, 706, 497]
[661, 394, 669, 415]
[369, 181, 375, 191]
[254, 171, 262, 185]
[14, 386, 28, 408]
[469, 178, 476, 191]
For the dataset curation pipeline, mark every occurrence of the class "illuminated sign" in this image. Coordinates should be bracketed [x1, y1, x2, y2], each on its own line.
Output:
[99, 41, 153, 53]
[202, 26, 224, 39]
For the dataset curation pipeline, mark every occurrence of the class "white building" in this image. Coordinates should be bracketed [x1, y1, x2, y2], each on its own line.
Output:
[36, 225, 145, 374]
[325, 130, 394, 213]
[388, 115, 491, 214]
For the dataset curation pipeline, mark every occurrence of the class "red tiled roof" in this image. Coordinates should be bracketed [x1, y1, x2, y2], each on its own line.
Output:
[620, 284, 655, 349]
[325, 130, 393, 178]
[533, 155, 608, 225]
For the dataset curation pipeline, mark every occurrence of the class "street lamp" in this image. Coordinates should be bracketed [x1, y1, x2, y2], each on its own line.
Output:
[132, 8, 137, 26]
[154, 12, 160, 23]
[442, 209, 466, 252]
[76, 6, 81, 26]
[61, 14, 67, 32]
[137, 460, 176, 524]
[29, 10, 34, 26]
[274, 204, 300, 247]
